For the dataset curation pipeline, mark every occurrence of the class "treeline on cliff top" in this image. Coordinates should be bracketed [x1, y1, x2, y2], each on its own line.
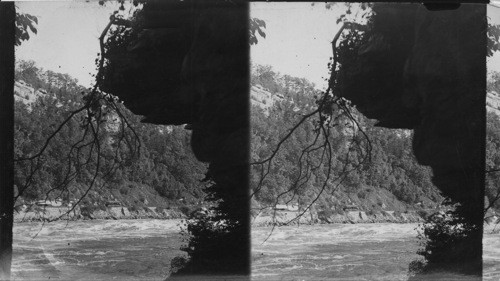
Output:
[14, 60, 207, 211]
[251, 64, 500, 213]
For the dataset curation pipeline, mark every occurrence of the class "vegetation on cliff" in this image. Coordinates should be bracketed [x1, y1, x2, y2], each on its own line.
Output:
[251, 64, 443, 216]
[14, 60, 207, 215]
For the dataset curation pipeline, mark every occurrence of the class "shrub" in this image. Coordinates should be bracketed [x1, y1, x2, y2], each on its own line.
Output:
[170, 256, 187, 274]
[119, 187, 128, 195]
[171, 166, 248, 276]
[414, 209, 482, 274]
[408, 259, 426, 275]
[177, 208, 247, 275]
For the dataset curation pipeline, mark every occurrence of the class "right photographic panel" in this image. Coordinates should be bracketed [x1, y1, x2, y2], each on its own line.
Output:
[250, 2, 498, 280]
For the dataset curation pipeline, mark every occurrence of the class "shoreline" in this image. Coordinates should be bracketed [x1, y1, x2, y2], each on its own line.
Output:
[251, 207, 446, 227]
[252, 209, 425, 227]
[15, 206, 500, 229]
[252, 209, 500, 228]
[13, 205, 185, 223]
[15, 207, 422, 225]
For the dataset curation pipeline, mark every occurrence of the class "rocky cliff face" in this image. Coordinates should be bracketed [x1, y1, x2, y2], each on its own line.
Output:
[337, 4, 485, 223]
[251, 85, 284, 115]
[14, 81, 46, 107]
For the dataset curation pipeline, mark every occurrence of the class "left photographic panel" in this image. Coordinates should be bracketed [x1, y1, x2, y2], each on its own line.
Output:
[7, 1, 250, 280]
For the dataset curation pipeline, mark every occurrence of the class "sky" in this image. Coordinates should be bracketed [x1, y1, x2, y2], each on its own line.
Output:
[15, 2, 500, 89]
[250, 2, 344, 89]
[16, 1, 119, 88]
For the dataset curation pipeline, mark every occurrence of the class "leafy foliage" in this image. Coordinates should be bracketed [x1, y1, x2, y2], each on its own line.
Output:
[176, 167, 248, 275]
[413, 203, 482, 274]
[15, 12, 37, 46]
[488, 22, 500, 57]
[249, 18, 266, 45]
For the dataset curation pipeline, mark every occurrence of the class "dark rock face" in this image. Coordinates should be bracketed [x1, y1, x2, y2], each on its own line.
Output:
[101, 0, 249, 169]
[339, 3, 485, 215]
[338, 3, 486, 273]
[337, 4, 420, 129]
[408, 6, 485, 216]
[100, 0, 249, 276]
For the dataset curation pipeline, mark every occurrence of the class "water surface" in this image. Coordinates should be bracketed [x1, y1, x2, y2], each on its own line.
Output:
[13, 220, 500, 280]
[252, 223, 500, 280]
[13, 219, 185, 280]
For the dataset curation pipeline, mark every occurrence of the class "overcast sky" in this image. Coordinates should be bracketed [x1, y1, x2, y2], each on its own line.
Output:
[15, 2, 500, 89]
[250, 2, 343, 89]
[16, 1, 118, 88]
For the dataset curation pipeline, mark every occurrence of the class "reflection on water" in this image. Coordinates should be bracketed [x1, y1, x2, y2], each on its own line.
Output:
[252, 223, 500, 281]
[13, 219, 185, 281]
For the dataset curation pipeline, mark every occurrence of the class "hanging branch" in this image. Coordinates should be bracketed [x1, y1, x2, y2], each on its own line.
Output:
[252, 22, 373, 239]
[14, 12, 141, 223]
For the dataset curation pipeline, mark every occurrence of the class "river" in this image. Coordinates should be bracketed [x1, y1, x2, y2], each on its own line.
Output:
[12, 220, 500, 280]
[253, 223, 500, 280]
[12, 219, 185, 281]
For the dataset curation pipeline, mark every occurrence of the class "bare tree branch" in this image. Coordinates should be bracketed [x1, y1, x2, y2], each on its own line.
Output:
[14, 12, 141, 223]
[252, 22, 373, 239]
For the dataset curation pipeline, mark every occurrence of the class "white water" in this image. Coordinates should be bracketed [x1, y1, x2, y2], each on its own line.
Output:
[13, 220, 500, 280]
[13, 219, 185, 280]
[252, 223, 500, 280]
